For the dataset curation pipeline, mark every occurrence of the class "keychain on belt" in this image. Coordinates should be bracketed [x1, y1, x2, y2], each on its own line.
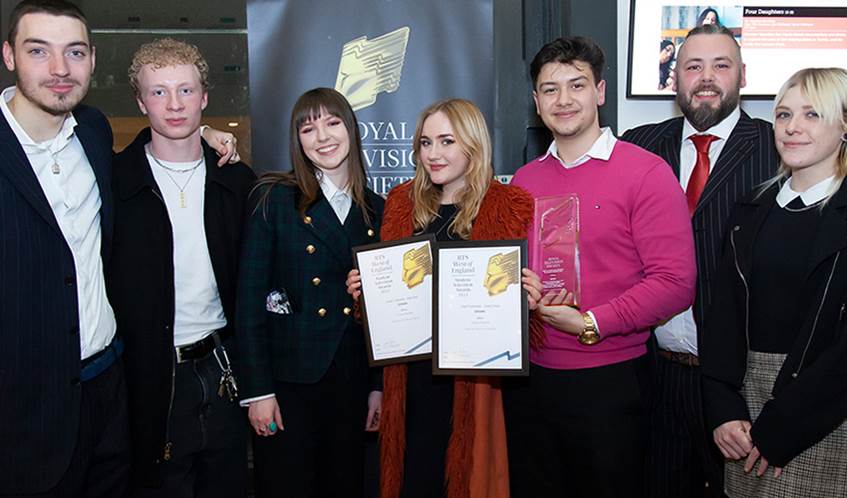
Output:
[213, 345, 239, 402]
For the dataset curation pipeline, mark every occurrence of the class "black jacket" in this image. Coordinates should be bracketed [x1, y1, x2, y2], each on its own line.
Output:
[0, 105, 115, 494]
[701, 180, 847, 467]
[107, 128, 256, 485]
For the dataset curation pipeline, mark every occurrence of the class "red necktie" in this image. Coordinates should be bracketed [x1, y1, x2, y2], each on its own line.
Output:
[686, 134, 718, 216]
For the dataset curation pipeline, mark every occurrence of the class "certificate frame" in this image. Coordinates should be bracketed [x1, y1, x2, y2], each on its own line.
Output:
[353, 234, 436, 366]
[432, 240, 529, 376]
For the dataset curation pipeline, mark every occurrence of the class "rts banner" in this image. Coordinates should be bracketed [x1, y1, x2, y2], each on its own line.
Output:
[247, 0, 494, 195]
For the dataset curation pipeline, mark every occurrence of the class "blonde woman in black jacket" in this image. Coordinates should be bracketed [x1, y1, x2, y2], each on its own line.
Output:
[701, 67, 847, 497]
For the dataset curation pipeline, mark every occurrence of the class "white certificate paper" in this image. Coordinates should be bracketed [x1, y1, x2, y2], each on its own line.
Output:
[355, 235, 435, 365]
[434, 241, 528, 376]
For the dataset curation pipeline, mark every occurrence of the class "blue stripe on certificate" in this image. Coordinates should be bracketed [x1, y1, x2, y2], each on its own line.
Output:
[473, 350, 521, 367]
[404, 337, 432, 354]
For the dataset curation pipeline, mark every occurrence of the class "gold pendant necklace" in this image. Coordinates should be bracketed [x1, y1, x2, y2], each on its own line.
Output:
[147, 146, 203, 208]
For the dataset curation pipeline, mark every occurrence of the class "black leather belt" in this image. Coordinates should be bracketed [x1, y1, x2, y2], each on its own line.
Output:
[658, 349, 700, 367]
[175, 329, 231, 363]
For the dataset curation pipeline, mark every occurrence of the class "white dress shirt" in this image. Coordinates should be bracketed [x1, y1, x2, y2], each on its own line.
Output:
[542, 126, 618, 169]
[0, 86, 116, 360]
[147, 150, 228, 347]
[655, 107, 741, 354]
[679, 107, 741, 190]
[317, 171, 352, 223]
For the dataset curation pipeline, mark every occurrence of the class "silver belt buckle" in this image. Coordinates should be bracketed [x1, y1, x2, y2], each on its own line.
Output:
[175, 344, 186, 363]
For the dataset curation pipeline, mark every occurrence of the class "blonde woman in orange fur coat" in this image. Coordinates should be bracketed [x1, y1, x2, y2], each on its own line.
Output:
[347, 98, 542, 498]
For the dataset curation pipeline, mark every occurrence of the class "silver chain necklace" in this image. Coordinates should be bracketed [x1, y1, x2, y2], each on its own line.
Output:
[147, 145, 203, 208]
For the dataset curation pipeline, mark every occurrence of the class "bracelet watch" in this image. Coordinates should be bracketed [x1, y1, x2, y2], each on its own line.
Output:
[577, 312, 601, 345]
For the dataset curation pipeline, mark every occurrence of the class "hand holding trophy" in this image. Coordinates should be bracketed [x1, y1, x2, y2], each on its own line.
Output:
[532, 195, 580, 308]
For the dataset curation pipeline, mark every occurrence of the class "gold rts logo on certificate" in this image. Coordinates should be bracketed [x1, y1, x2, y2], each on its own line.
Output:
[484, 250, 519, 297]
[402, 244, 432, 289]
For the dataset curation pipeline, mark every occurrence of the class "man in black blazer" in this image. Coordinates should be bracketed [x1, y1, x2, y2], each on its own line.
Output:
[0, 3, 239, 496]
[0, 2, 129, 496]
[621, 24, 776, 498]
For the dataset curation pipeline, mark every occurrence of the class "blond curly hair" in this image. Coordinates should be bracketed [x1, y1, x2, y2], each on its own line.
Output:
[128, 38, 209, 97]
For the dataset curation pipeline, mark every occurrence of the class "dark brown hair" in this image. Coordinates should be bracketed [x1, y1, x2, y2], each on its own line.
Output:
[530, 36, 606, 88]
[7, 0, 90, 46]
[254, 88, 374, 226]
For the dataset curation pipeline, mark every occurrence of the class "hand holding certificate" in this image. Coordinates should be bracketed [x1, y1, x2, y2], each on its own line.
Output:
[353, 235, 436, 365]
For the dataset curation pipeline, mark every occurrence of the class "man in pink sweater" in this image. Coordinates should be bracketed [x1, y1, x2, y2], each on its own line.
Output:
[504, 36, 697, 497]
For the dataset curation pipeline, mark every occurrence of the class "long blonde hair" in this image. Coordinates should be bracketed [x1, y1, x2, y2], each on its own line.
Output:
[411, 99, 493, 238]
[760, 68, 847, 204]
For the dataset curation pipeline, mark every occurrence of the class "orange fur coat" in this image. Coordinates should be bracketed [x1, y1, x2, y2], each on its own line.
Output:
[378, 180, 534, 498]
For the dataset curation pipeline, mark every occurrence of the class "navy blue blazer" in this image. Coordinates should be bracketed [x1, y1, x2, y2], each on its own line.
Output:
[0, 105, 115, 494]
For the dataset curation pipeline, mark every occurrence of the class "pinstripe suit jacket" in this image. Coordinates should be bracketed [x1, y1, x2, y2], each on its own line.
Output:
[236, 183, 384, 397]
[621, 111, 777, 332]
[0, 105, 115, 494]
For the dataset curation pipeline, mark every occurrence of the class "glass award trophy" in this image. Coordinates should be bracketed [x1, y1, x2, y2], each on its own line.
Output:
[531, 195, 580, 307]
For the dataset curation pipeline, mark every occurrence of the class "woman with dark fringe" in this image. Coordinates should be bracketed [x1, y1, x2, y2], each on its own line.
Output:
[237, 88, 384, 498]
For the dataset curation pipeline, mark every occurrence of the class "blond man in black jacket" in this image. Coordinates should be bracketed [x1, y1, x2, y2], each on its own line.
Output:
[107, 39, 255, 497]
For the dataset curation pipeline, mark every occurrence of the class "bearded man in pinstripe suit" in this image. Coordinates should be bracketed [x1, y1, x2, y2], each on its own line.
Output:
[622, 24, 777, 498]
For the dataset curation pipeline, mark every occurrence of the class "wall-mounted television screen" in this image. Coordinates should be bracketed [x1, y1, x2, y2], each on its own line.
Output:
[627, 1, 847, 98]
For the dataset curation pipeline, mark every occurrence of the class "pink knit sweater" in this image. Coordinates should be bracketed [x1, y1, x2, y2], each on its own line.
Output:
[512, 140, 697, 369]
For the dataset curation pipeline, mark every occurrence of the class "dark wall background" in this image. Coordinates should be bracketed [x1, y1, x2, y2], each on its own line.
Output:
[0, 0, 619, 174]
[505, 0, 619, 168]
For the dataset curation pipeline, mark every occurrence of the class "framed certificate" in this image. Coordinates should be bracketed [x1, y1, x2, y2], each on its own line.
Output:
[433, 240, 529, 376]
[353, 235, 436, 366]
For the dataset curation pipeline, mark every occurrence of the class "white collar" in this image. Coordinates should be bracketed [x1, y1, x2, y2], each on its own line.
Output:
[0, 86, 77, 149]
[682, 106, 740, 142]
[542, 127, 617, 169]
[316, 171, 348, 200]
[776, 175, 836, 208]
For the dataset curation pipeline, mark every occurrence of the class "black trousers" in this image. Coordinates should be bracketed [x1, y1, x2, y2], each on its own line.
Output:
[132, 347, 248, 498]
[2, 359, 131, 498]
[252, 338, 369, 498]
[503, 356, 651, 498]
[399, 359, 454, 498]
[645, 356, 725, 498]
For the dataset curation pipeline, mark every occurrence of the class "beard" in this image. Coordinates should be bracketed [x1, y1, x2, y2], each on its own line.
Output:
[16, 77, 86, 116]
[677, 83, 739, 132]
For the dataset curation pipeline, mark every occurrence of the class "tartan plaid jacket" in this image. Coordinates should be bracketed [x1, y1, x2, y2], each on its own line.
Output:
[237, 183, 384, 396]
